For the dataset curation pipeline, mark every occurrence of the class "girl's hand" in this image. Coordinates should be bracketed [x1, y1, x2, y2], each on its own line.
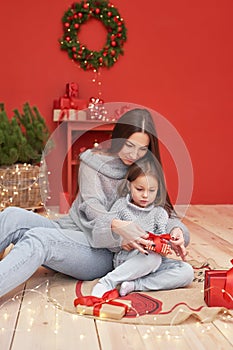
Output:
[112, 219, 149, 254]
[170, 227, 187, 261]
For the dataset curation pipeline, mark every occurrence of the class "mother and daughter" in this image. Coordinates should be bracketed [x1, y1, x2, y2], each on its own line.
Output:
[0, 108, 193, 298]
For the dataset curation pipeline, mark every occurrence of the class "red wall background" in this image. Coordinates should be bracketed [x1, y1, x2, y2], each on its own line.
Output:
[0, 0, 232, 204]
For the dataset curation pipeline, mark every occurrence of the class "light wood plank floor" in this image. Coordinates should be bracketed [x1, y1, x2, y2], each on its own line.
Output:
[0, 205, 232, 349]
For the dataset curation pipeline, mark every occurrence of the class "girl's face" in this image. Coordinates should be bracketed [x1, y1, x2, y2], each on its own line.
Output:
[130, 174, 158, 208]
[118, 132, 150, 165]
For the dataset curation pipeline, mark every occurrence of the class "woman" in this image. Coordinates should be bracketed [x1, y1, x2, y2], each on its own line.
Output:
[0, 109, 193, 298]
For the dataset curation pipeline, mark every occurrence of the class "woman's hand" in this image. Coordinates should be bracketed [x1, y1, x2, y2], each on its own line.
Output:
[170, 227, 187, 261]
[111, 219, 149, 254]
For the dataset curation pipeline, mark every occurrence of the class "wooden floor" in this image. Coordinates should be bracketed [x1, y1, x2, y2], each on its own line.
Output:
[0, 205, 233, 349]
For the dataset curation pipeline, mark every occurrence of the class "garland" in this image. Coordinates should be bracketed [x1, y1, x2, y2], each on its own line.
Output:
[59, 1, 127, 71]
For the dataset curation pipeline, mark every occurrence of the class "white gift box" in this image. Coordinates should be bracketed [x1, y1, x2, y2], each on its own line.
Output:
[53, 109, 87, 122]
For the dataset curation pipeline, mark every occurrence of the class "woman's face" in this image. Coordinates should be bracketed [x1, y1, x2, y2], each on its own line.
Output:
[118, 132, 150, 165]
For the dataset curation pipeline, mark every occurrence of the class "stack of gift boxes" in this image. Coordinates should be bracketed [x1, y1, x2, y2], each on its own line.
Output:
[53, 82, 88, 122]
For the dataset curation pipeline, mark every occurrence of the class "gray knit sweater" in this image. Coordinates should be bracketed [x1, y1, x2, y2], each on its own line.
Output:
[55, 149, 190, 249]
[92, 194, 169, 252]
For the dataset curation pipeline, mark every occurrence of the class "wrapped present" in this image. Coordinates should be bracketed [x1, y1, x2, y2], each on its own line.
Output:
[59, 97, 88, 110]
[144, 233, 172, 255]
[53, 109, 87, 122]
[204, 259, 233, 308]
[74, 289, 131, 320]
[66, 82, 79, 98]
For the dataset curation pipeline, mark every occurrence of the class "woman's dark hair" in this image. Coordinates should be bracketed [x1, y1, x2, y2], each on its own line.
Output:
[110, 108, 174, 215]
[121, 154, 167, 208]
[109, 109, 161, 161]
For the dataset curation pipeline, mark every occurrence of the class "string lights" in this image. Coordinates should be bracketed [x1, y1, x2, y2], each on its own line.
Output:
[0, 163, 49, 211]
[0, 278, 232, 340]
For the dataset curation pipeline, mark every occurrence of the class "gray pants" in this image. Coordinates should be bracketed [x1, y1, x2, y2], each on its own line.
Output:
[0, 207, 113, 298]
[98, 249, 194, 291]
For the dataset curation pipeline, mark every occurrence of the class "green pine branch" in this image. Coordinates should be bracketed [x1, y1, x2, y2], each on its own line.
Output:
[0, 103, 50, 166]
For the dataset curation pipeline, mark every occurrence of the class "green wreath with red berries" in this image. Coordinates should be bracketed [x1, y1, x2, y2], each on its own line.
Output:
[60, 0, 127, 71]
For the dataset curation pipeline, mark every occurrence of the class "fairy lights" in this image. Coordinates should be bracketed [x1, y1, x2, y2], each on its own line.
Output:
[0, 281, 232, 342]
[0, 163, 49, 210]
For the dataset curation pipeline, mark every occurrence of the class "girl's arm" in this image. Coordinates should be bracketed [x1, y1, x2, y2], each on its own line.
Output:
[166, 216, 190, 246]
[166, 216, 189, 260]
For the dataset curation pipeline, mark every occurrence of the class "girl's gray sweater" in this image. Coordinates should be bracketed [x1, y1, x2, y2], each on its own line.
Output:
[55, 149, 190, 249]
[92, 194, 169, 252]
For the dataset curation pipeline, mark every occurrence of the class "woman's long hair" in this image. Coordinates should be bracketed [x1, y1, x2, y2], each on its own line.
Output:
[108, 108, 174, 215]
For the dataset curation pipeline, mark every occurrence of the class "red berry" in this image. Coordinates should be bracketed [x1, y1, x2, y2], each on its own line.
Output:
[74, 23, 79, 29]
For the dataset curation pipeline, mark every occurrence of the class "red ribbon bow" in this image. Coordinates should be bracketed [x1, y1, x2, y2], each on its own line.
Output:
[58, 108, 70, 122]
[74, 289, 129, 317]
[147, 232, 171, 242]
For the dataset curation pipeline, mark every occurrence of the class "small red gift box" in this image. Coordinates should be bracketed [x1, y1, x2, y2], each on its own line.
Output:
[59, 97, 87, 110]
[74, 289, 131, 320]
[204, 260, 233, 309]
[66, 82, 79, 98]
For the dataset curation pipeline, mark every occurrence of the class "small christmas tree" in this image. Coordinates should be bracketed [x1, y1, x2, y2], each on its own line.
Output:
[0, 102, 50, 166]
[0, 102, 51, 210]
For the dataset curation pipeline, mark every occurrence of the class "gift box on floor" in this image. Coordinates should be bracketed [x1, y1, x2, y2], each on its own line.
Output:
[204, 260, 233, 309]
[74, 289, 131, 320]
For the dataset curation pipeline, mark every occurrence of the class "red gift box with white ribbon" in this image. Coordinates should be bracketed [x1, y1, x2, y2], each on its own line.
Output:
[204, 259, 233, 309]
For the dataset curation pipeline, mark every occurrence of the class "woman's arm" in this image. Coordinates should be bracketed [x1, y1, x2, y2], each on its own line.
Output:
[90, 198, 149, 253]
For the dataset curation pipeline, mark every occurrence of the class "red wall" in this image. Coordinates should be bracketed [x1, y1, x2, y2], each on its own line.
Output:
[0, 0, 232, 204]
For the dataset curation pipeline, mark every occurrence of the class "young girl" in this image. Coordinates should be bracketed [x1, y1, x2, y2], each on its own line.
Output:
[91, 155, 187, 297]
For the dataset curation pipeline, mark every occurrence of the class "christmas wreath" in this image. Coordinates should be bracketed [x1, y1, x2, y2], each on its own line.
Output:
[60, 0, 127, 71]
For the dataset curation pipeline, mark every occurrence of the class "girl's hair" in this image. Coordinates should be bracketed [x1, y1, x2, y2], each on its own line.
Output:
[120, 154, 167, 209]
[109, 108, 174, 215]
